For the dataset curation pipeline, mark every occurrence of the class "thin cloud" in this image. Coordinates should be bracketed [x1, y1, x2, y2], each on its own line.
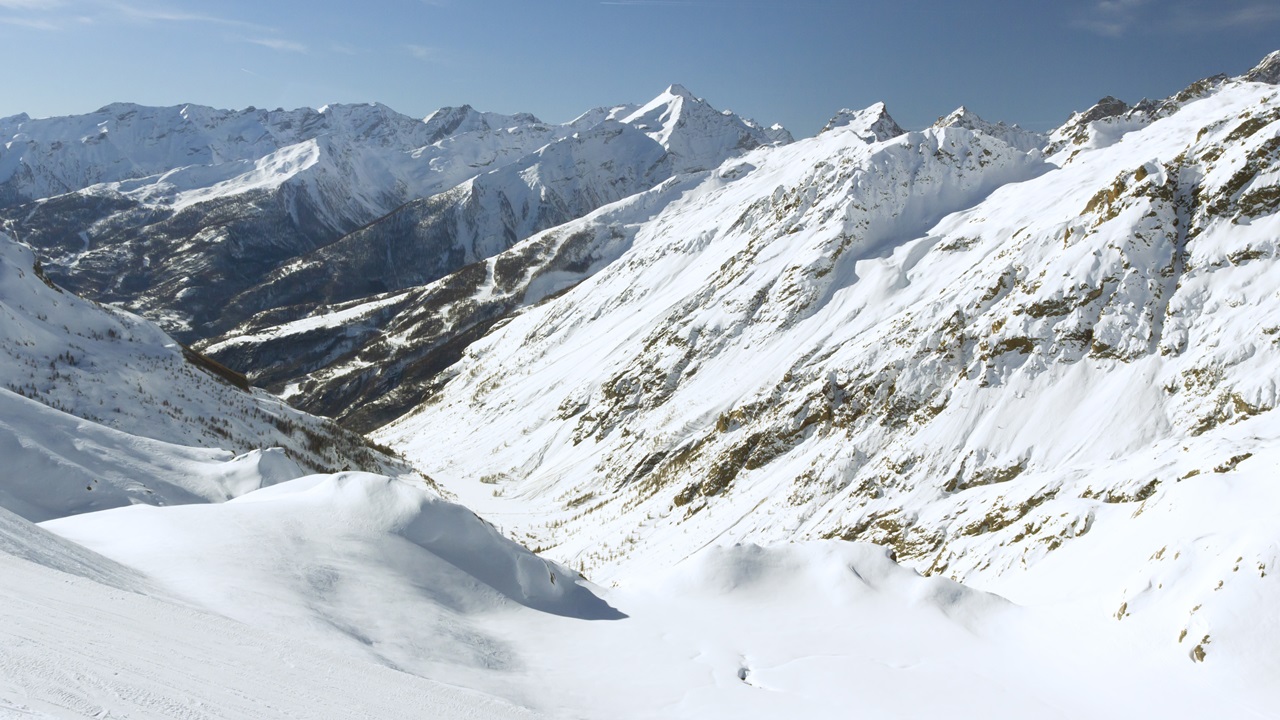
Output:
[1075, 0, 1280, 37]
[0, 0, 63, 8]
[101, 1, 267, 31]
[0, 14, 59, 28]
[1192, 2, 1280, 28]
[0, 0, 63, 29]
[0, 1, 277, 33]
[1074, 0, 1149, 38]
[406, 44, 442, 62]
[245, 37, 307, 53]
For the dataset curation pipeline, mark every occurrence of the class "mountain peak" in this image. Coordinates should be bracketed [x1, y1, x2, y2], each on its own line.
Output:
[664, 83, 697, 100]
[820, 102, 905, 143]
[934, 105, 981, 128]
[1243, 49, 1280, 84]
[934, 105, 1046, 152]
[1075, 96, 1130, 126]
[420, 104, 543, 144]
[621, 86, 788, 172]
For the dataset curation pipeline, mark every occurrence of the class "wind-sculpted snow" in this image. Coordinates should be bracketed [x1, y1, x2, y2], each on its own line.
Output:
[29, 489, 1254, 717]
[44, 473, 621, 683]
[0, 505, 150, 592]
[0, 390, 306, 522]
[376, 68, 1280, 674]
[0, 516, 538, 718]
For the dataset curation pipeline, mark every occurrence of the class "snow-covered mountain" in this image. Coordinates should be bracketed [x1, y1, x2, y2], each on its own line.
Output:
[213, 87, 790, 324]
[1, 88, 788, 340]
[365, 55, 1280, 681]
[820, 102, 906, 141]
[194, 89, 799, 428]
[933, 105, 1046, 152]
[4, 52, 1280, 719]
[0, 230, 411, 521]
[201, 173, 707, 430]
[0, 102, 588, 337]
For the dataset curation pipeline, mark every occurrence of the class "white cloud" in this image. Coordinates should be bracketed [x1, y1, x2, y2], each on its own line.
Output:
[1076, 0, 1280, 37]
[0, 13, 59, 28]
[101, 1, 266, 31]
[1074, 0, 1150, 37]
[406, 44, 440, 62]
[0, 0, 63, 8]
[1199, 2, 1280, 28]
[246, 37, 307, 54]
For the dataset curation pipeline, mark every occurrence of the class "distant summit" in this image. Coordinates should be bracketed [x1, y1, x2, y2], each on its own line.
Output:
[820, 102, 905, 143]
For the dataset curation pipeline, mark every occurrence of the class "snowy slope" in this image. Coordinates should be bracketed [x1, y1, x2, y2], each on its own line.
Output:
[43, 473, 619, 696]
[34, 490, 1270, 719]
[223, 120, 672, 318]
[0, 506, 537, 720]
[373, 61, 1280, 677]
[0, 231, 410, 520]
[201, 173, 709, 430]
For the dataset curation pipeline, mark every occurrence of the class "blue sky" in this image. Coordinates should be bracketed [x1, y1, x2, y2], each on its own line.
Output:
[1, 0, 1277, 136]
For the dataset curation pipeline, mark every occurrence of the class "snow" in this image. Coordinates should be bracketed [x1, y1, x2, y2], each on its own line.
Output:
[0, 389, 304, 522]
[21, 489, 1270, 718]
[363, 70, 1280, 715]
[3, 56, 1280, 720]
[820, 102, 906, 143]
[934, 105, 1047, 152]
[0, 520, 537, 719]
[0, 230, 411, 519]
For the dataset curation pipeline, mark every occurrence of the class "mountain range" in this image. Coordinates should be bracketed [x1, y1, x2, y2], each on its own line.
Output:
[1, 50, 1279, 719]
